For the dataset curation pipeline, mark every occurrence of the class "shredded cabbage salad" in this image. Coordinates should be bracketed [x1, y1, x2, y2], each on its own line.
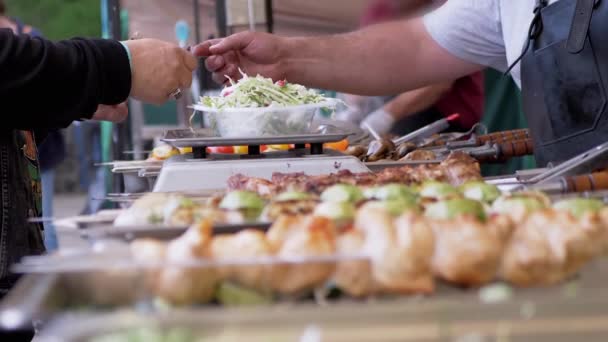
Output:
[200, 70, 326, 109]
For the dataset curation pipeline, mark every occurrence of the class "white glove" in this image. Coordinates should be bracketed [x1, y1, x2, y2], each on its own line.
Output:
[360, 108, 396, 136]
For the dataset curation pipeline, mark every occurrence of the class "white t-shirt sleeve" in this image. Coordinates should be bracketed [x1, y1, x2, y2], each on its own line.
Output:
[423, 0, 508, 72]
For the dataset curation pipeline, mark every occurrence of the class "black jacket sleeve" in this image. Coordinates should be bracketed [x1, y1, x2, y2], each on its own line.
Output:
[0, 29, 132, 130]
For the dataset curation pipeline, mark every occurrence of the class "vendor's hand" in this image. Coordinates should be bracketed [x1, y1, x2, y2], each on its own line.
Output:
[92, 103, 129, 123]
[123, 39, 198, 104]
[360, 108, 396, 136]
[193, 32, 288, 84]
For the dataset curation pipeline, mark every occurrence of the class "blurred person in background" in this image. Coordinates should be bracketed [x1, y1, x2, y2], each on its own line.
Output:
[0, 0, 66, 251]
[0, 25, 196, 340]
[336, 0, 483, 136]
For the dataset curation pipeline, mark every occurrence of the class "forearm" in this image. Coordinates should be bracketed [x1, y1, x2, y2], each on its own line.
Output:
[0, 29, 131, 130]
[384, 81, 453, 120]
[281, 19, 481, 95]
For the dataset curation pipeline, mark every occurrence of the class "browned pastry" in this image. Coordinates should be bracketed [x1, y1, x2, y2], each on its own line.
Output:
[155, 220, 218, 305]
[211, 229, 275, 292]
[430, 215, 510, 286]
[400, 150, 437, 161]
[354, 207, 435, 294]
[267, 216, 337, 294]
[501, 210, 605, 287]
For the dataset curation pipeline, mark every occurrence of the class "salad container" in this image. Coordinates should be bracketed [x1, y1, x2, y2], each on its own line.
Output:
[193, 100, 339, 137]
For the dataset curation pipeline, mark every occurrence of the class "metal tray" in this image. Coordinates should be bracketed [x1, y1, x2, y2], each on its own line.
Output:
[81, 221, 272, 241]
[5, 258, 608, 340]
[365, 159, 443, 172]
[161, 128, 352, 148]
[34, 294, 608, 342]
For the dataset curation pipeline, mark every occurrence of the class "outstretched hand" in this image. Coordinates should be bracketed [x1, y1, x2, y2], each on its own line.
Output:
[193, 31, 288, 84]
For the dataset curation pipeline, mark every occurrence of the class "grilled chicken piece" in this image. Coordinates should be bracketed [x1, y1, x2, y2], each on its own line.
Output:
[227, 174, 277, 196]
[430, 215, 509, 286]
[211, 230, 275, 291]
[500, 210, 604, 287]
[130, 238, 167, 296]
[400, 150, 437, 161]
[596, 207, 608, 254]
[366, 138, 396, 162]
[155, 220, 217, 305]
[355, 207, 435, 294]
[439, 152, 482, 185]
[267, 216, 337, 295]
[395, 142, 417, 159]
[260, 200, 319, 222]
[344, 145, 368, 158]
[333, 229, 374, 297]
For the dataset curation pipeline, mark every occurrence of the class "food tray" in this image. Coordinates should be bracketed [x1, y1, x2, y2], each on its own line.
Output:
[0, 253, 368, 330]
[81, 221, 272, 241]
[364, 159, 443, 172]
[161, 127, 352, 149]
[7, 258, 608, 340]
[34, 292, 608, 342]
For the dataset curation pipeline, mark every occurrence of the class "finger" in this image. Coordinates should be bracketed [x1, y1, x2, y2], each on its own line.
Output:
[192, 38, 223, 57]
[205, 55, 226, 72]
[209, 32, 254, 55]
[182, 51, 198, 71]
[210, 63, 240, 85]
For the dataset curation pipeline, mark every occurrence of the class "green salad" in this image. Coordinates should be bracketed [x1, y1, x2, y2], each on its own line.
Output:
[200, 70, 326, 109]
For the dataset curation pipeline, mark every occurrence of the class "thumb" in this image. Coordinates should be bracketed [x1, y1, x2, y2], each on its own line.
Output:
[209, 32, 254, 55]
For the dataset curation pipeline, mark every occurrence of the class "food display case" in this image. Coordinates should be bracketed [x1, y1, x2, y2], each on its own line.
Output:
[9, 45, 608, 340]
[5, 259, 608, 341]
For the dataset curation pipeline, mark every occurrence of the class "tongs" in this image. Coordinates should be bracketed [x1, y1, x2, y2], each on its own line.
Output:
[515, 141, 608, 191]
[364, 114, 461, 159]
[393, 113, 461, 145]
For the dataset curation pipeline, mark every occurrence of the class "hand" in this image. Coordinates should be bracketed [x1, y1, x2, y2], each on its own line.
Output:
[123, 39, 198, 104]
[193, 32, 288, 85]
[92, 103, 129, 123]
[360, 108, 396, 136]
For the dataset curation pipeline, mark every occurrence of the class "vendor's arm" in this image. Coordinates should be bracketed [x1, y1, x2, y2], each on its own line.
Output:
[195, 2, 505, 96]
[0, 29, 197, 130]
[384, 82, 453, 120]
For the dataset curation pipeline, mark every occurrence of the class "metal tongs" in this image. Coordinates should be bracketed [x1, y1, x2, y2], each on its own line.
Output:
[364, 114, 462, 159]
[515, 141, 608, 192]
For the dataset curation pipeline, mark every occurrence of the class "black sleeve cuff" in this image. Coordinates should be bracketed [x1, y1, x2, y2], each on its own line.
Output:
[91, 39, 132, 106]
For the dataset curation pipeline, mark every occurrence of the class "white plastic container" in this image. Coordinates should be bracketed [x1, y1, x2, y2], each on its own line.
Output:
[192, 100, 338, 137]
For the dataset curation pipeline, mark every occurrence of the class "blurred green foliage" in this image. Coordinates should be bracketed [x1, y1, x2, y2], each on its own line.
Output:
[5, 0, 100, 39]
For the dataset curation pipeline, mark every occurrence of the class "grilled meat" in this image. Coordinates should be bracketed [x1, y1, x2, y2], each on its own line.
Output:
[211, 229, 275, 291]
[267, 216, 337, 294]
[155, 221, 218, 305]
[500, 210, 604, 287]
[333, 228, 374, 297]
[227, 152, 481, 196]
[353, 207, 435, 294]
[400, 150, 437, 161]
[430, 215, 511, 286]
[261, 199, 319, 221]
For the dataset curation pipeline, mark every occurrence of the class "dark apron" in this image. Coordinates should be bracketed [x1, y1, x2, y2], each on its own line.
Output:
[521, 0, 608, 166]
